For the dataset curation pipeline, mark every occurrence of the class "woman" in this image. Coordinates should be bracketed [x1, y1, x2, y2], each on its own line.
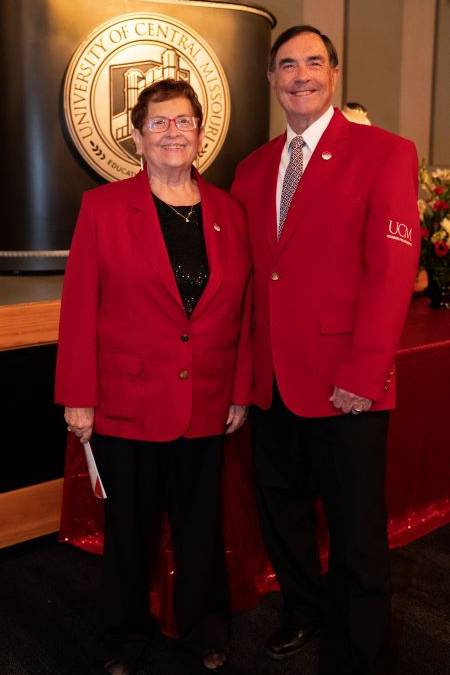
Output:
[55, 79, 252, 674]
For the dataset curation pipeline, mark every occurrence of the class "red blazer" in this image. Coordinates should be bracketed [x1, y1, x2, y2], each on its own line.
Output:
[55, 169, 252, 441]
[232, 109, 419, 417]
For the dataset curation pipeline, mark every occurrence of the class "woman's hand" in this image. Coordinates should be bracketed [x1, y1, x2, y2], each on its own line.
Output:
[225, 404, 248, 435]
[64, 407, 94, 443]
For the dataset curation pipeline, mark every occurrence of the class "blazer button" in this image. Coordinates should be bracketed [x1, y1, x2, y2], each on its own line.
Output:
[180, 334, 190, 342]
[271, 272, 279, 281]
[179, 369, 189, 380]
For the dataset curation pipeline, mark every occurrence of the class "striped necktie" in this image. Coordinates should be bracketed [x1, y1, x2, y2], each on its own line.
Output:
[278, 135, 305, 239]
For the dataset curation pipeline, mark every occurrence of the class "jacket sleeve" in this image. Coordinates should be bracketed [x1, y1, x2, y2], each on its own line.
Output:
[333, 139, 420, 401]
[232, 271, 253, 405]
[55, 192, 100, 407]
[230, 199, 253, 405]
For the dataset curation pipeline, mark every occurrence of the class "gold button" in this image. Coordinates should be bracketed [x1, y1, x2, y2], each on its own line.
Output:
[179, 369, 189, 380]
[271, 272, 279, 281]
[213, 223, 221, 232]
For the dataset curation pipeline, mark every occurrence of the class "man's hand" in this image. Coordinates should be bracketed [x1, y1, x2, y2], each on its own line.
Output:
[225, 404, 248, 434]
[64, 406, 94, 443]
[329, 386, 372, 415]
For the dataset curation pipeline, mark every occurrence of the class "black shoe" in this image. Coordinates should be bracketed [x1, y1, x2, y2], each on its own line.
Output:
[266, 623, 320, 660]
[202, 650, 228, 670]
[104, 659, 130, 675]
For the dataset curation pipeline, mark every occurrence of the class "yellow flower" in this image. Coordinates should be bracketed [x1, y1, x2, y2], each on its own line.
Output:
[431, 229, 447, 243]
[431, 168, 450, 182]
[441, 217, 450, 235]
[418, 199, 427, 218]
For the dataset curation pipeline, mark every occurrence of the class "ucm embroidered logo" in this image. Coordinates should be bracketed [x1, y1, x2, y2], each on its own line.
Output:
[386, 219, 412, 246]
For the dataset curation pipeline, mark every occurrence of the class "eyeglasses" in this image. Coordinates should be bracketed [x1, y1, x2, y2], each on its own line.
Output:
[144, 116, 200, 133]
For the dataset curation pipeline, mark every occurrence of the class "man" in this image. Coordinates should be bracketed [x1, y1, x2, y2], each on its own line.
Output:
[232, 25, 419, 675]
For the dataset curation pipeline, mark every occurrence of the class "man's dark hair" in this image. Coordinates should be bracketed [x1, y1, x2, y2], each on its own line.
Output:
[268, 25, 339, 71]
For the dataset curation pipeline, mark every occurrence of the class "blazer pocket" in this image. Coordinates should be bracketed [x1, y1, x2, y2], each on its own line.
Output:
[98, 352, 143, 421]
[319, 303, 355, 335]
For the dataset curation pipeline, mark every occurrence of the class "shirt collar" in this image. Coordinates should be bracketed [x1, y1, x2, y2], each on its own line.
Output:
[286, 105, 334, 153]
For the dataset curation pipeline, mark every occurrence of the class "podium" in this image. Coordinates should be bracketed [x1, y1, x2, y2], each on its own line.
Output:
[0, 275, 66, 548]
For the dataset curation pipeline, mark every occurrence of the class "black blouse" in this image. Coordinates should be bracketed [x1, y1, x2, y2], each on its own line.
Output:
[153, 193, 209, 317]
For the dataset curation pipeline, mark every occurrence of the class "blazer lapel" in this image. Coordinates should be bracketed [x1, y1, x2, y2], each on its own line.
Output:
[275, 110, 351, 259]
[191, 171, 224, 317]
[261, 135, 286, 255]
[128, 169, 183, 308]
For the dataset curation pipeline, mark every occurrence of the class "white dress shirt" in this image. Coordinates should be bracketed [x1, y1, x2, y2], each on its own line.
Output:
[276, 105, 334, 227]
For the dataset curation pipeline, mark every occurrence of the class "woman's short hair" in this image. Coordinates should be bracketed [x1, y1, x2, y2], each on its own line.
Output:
[268, 25, 339, 71]
[131, 78, 203, 132]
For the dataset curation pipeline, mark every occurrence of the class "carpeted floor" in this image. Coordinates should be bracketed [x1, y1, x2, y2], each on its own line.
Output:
[0, 525, 449, 674]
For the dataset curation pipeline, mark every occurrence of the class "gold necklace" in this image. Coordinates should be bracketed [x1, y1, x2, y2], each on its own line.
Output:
[166, 202, 195, 223]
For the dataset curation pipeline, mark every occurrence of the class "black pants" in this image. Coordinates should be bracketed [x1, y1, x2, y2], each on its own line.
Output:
[93, 432, 229, 670]
[250, 386, 391, 675]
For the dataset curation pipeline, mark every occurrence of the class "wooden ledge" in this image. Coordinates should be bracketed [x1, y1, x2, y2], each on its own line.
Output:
[0, 299, 60, 350]
[0, 478, 63, 548]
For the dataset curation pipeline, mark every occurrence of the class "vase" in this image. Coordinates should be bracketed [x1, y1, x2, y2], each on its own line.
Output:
[426, 268, 450, 309]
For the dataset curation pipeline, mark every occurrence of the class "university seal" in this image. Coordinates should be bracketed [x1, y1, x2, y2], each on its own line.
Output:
[64, 13, 230, 181]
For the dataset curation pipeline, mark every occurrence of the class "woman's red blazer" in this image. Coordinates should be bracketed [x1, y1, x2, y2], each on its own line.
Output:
[55, 169, 252, 441]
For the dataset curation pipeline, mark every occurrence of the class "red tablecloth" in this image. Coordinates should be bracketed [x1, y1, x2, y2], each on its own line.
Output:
[384, 296, 450, 545]
[59, 295, 450, 634]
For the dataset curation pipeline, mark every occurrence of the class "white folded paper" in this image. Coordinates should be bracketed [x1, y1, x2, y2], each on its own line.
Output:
[82, 441, 107, 499]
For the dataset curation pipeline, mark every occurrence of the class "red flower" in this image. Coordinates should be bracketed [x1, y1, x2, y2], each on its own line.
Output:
[434, 186, 445, 195]
[421, 226, 430, 239]
[433, 200, 449, 211]
[434, 241, 449, 257]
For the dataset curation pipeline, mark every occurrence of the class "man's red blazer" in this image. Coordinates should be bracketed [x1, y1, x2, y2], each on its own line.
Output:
[232, 109, 419, 417]
[55, 169, 252, 441]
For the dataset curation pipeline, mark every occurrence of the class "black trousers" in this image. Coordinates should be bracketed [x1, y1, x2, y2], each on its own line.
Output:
[250, 386, 391, 675]
[93, 432, 229, 670]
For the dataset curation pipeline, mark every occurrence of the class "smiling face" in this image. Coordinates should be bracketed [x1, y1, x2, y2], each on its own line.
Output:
[268, 32, 339, 133]
[132, 96, 204, 176]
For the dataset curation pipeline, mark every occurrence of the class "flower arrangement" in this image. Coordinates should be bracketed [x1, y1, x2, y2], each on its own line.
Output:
[418, 164, 450, 294]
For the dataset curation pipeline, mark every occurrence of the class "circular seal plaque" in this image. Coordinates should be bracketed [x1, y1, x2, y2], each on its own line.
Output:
[64, 13, 231, 181]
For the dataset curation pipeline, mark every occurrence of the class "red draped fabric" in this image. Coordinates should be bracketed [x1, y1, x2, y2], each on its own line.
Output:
[384, 296, 450, 546]
[58, 296, 450, 636]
